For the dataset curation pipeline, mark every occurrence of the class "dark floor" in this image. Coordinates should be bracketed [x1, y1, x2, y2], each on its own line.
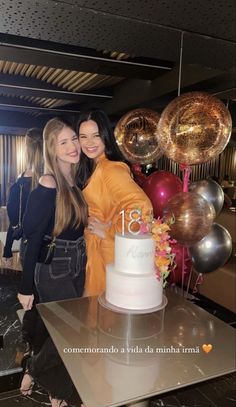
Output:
[0, 387, 51, 407]
[150, 372, 236, 407]
[0, 267, 82, 406]
[0, 268, 235, 407]
[0, 268, 23, 375]
[0, 386, 82, 406]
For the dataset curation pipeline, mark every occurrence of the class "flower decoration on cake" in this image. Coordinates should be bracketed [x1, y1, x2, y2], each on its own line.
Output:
[140, 211, 175, 286]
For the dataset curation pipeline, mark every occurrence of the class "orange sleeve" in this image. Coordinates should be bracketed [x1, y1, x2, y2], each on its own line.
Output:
[103, 161, 153, 232]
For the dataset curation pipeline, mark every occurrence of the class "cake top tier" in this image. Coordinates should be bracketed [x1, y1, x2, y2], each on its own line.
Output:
[114, 232, 155, 274]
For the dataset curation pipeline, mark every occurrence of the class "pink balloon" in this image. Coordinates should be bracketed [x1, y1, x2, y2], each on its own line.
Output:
[142, 171, 182, 218]
[168, 243, 192, 285]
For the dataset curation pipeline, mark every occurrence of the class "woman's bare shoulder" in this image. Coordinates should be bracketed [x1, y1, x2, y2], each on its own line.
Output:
[39, 175, 56, 188]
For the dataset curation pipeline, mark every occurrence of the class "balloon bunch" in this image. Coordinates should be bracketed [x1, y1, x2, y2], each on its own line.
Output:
[115, 92, 233, 290]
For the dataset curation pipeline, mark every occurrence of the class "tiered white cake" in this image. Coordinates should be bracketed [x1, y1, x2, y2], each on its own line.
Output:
[106, 233, 163, 310]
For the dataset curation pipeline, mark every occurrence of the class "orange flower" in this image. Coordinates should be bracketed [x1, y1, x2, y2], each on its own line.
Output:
[139, 210, 175, 284]
[146, 217, 175, 284]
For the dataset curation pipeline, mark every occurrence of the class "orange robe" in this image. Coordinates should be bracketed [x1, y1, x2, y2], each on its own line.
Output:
[82, 156, 153, 296]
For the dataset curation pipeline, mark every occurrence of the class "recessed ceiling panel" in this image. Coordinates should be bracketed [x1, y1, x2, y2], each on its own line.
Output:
[0, 0, 235, 71]
[71, 0, 236, 41]
[0, 0, 181, 61]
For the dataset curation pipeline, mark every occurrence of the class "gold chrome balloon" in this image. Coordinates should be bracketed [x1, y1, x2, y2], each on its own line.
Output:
[114, 108, 162, 164]
[157, 92, 232, 165]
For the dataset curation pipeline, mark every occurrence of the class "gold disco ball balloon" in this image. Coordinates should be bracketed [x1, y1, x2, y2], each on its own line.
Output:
[114, 108, 162, 164]
[157, 92, 232, 165]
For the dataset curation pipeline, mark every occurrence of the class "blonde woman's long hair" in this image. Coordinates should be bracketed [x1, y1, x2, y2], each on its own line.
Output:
[25, 128, 43, 189]
[43, 118, 88, 236]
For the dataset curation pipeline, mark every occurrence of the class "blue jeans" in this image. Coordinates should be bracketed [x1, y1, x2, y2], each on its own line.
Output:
[34, 236, 86, 303]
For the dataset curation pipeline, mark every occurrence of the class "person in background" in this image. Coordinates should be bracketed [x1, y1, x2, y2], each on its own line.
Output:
[2, 128, 43, 267]
[221, 174, 235, 205]
[18, 118, 88, 407]
[1, 128, 44, 358]
[76, 109, 153, 297]
[210, 175, 232, 208]
[221, 174, 233, 188]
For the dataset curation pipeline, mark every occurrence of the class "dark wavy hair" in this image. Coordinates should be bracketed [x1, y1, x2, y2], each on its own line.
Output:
[76, 109, 127, 188]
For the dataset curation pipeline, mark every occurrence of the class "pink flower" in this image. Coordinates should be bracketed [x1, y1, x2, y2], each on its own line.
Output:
[155, 268, 161, 281]
[140, 223, 150, 234]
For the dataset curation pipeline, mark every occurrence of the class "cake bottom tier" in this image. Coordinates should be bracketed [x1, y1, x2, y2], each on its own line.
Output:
[106, 265, 162, 310]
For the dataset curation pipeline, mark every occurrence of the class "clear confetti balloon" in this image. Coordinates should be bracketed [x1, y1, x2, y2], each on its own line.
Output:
[114, 108, 162, 164]
[157, 92, 232, 165]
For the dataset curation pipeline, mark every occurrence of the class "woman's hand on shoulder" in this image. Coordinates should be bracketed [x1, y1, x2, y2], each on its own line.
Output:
[17, 293, 34, 310]
[39, 175, 56, 188]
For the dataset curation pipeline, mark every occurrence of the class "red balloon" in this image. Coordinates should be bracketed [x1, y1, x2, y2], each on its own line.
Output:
[168, 243, 192, 285]
[142, 171, 182, 218]
[131, 164, 147, 187]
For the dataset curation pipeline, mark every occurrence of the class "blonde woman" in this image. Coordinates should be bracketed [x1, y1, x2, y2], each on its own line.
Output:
[18, 118, 88, 407]
[2, 128, 43, 266]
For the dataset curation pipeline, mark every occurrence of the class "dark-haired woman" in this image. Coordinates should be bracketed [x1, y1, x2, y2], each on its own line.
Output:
[77, 109, 153, 297]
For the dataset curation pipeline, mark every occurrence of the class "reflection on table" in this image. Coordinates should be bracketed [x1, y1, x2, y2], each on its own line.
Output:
[37, 289, 235, 407]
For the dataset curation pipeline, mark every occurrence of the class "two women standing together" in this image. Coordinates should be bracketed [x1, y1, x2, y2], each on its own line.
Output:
[16, 110, 152, 406]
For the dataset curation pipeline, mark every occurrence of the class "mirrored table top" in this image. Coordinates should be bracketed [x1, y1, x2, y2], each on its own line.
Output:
[37, 289, 236, 407]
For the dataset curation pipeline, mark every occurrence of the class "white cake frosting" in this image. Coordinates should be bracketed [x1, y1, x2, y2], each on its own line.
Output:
[115, 233, 155, 274]
[106, 233, 163, 310]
